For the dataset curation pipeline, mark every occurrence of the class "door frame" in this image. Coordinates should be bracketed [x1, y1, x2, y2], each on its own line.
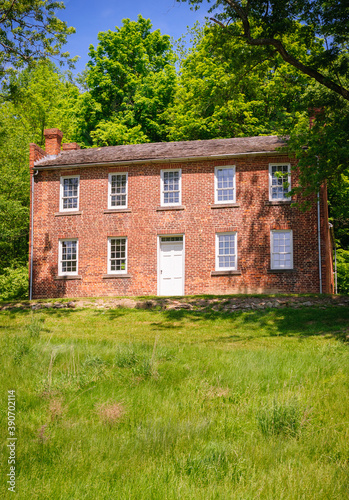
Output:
[157, 234, 185, 296]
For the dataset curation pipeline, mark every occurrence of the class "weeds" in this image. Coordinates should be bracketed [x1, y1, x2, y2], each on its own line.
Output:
[115, 340, 159, 379]
[26, 314, 44, 338]
[177, 443, 245, 483]
[256, 398, 304, 437]
[12, 336, 31, 364]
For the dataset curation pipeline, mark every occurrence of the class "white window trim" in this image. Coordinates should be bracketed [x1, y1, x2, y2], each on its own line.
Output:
[108, 237, 128, 274]
[270, 230, 293, 270]
[215, 232, 237, 271]
[269, 163, 291, 201]
[160, 169, 182, 206]
[108, 172, 128, 209]
[58, 239, 78, 276]
[60, 175, 80, 212]
[214, 166, 236, 204]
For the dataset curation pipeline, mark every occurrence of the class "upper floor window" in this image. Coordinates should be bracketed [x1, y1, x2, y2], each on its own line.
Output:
[60, 176, 80, 212]
[269, 164, 291, 201]
[215, 232, 237, 271]
[161, 169, 181, 206]
[109, 173, 128, 209]
[215, 166, 236, 204]
[108, 237, 127, 274]
[270, 230, 293, 269]
[59, 239, 78, 275]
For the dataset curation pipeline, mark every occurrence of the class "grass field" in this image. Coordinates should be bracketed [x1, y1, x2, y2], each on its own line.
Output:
[1, 302, 349, 499]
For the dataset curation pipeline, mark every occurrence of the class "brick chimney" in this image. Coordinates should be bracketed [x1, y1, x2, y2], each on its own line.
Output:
[44, 128, 63, 155]
[62, 142, 80, 151]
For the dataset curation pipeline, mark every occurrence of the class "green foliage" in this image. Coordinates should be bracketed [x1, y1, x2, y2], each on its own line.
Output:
[0, 61, 80, 275]
[328, 173, 349, 249]
[2, 61, 80, 146]
[179, 0, 349, 101]
[75, 16, 177, 146]
[0, 0, 76, 73]
[168, 23, 312, 141]
[0, 265, 28, 301]
[336, 248, 349, 295]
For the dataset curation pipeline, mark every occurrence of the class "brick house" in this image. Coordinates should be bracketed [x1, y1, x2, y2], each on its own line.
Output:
[29, 128, 333, 299]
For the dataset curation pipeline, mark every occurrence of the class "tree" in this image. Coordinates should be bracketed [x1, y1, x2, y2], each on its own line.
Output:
[179, 0, 349, 101]
[168, 24, 312, 141]
[0, 0, 75, 75]
[2, 60, 80, 145]
[74, 16, 177, 146]
[0, 61, 79, 286]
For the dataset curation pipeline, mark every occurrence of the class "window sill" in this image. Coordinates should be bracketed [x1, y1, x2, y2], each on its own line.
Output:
[265, 201, 292, 206]
[104, 208, 131, 213]
[54, 275, 82, 280]
[211, 203, 240, 209]
[156, 205, 185, 211]
[102, 274, 131, 279]
[267, 268, 295, 273]
[211, 270, 242, 276]
[55, 211, 82, 216]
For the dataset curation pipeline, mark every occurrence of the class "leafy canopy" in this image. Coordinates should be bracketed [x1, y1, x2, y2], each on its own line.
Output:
[178, 0, 349, 101]
[75, 15, 177, 146]
[0, 0, 75, 74]
[168, 23, 314, 141]
[0, 61, 79, 271]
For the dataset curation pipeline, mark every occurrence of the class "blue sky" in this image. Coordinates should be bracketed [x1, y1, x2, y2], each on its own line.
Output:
[59, 0, 209, 74]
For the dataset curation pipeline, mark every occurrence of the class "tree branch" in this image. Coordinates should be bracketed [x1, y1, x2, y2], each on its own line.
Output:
[0, 0, 16, 24]
[222, 0, 349, 101]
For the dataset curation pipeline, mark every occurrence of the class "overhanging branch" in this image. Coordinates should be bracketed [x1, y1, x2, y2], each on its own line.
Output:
[215, 0, 349, 101]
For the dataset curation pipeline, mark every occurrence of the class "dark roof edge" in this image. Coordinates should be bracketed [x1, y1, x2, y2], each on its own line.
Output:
[34, 150, 289, 170]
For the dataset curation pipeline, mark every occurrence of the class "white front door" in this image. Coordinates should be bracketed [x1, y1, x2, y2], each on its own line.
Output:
[158, 236, 184, 296]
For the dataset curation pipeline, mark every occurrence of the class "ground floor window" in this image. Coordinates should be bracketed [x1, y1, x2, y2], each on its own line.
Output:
[59, 239, 78, 275]
[270, 230, 293, 269]
[108, 237, 127, 273]
[215, 232, 237, 271]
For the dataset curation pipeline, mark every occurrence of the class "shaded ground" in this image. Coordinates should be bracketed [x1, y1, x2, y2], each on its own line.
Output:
[1, 293, 348, 312]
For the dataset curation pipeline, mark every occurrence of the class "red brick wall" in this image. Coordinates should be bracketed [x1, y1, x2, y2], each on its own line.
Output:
[31, 155, 332, 298]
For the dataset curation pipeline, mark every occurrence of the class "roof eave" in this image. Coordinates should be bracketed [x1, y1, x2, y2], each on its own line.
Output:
[34, 149, 289, 170]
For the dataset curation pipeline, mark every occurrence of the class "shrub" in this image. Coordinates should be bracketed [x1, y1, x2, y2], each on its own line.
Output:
[0, 265, 28, 301]
[336, 248, 349, 295]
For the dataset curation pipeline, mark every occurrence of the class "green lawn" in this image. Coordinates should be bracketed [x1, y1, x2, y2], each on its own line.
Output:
[1, 304, 349, 499]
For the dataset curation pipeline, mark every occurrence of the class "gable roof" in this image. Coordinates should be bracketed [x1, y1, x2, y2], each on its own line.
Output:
[34, 135, 287, 168]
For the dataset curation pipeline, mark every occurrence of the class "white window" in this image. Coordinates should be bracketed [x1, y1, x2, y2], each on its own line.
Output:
[59, 239, 78, 276]
[108, 237, 127, 274]
[108, 173, 128, 209]
[215, 166, 236, 203]
[216, 232, 237, 271]
[60, 176, 80, 212]
[269, 164, 291, 200]
[161, 169, 181, 206]
[271, 230, 293, 269]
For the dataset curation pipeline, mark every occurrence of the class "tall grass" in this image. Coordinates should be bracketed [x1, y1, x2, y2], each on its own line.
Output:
[0, 305, 349, 499]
